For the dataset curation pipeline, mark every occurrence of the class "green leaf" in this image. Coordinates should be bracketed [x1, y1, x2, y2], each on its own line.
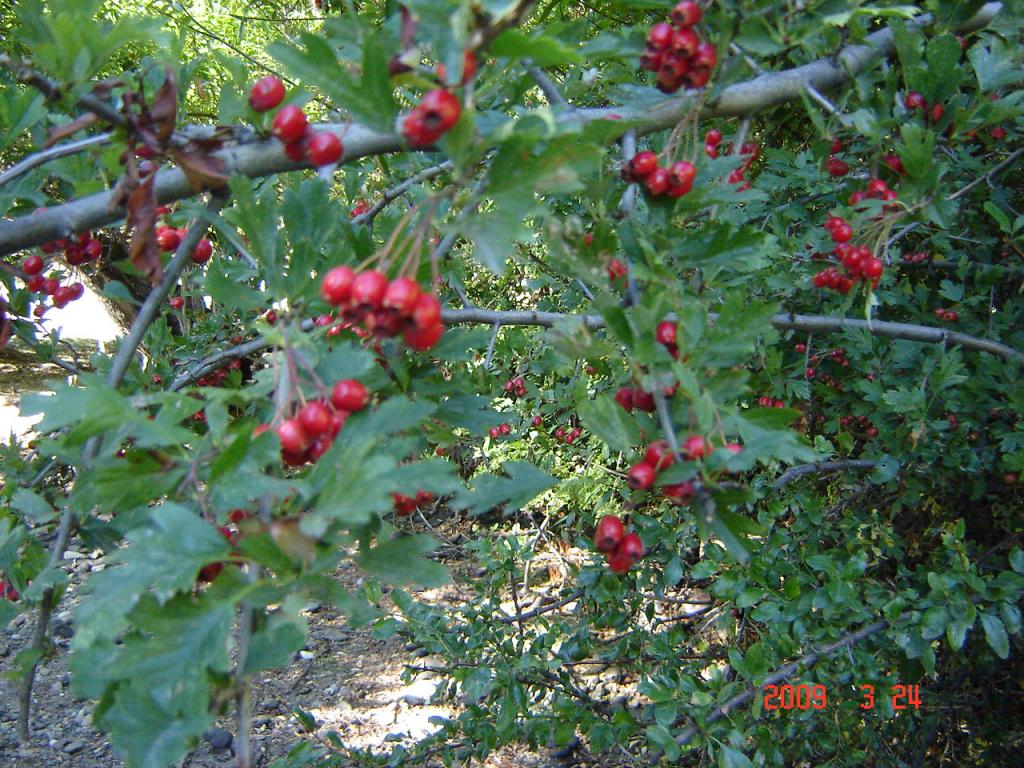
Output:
[718, 745, 755, 768]
[489, 29, 583, 66]
[577, 396, 641, 453]
[101, 684, 213, 768]
[0, 598, 20, 628]
[980, 612, 1009, 659]
[244, 596, 308, 674]
[461, 208, 535, 274]
[11, 488, 56, 524]
[921, 606, 949, 640]
[969, 38, 1024, 91]
[1010, 547, 1024, 575]
[453, 461, 558, 515]
[356, 534, 449, 587]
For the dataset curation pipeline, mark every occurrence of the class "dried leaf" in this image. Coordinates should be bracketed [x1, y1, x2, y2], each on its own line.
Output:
[170, 146, 227, 191]
[44, 112, 100, 148]
[399, 5, 418, 50]
[150, 68, 177, 143]
[0, 316, 9, 350]
[126, 174, 162, 284]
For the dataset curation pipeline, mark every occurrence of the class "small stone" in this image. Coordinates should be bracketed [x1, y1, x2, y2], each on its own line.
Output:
[63, 740, 85, 754]
[318, 628, 349, 642]
[302, 601, 321, 613]
[384, 732, 405, 742]
[64, 550, 86, 560]
[203, 727, 233, 751]
[297, 650, 315, 661]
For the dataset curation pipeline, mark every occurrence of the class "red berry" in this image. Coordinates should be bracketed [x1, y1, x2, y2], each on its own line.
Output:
[663, 480, 694, 505]
[249, 76, 286, 112]
[668, 160, 696, 189]
[284, 137, 308, 163]
[419, 89, 462, 132]
[53, 285, 75, 308]
[645, 168, 671, 196]
[682, 434, 708, 460]
[351, 270, 389, 308]
[629, 151, 659, 179]
[403, 320, 444, 351]
[704, 142, 719, 158]
[883, 154, 905, 174]
[991, 126, 1006, 140]
[402, 109, 443, 148]
[382, 277, 421, 316]
[306, 132, 343, 166]
[156, 226, 180, 252]
[639, 46, 665, 73]
[904, 91, 926, 111]
[691, 42, 717, 70]
[831, 222, 853, 243]
[866, 178, 889, 198]
[264, 309, 278, 325]
[671, 28, 699, 57]
[298, 400, 334, 437]
[614, 386, 635, 412]
[26, 275, 45, 292]
[499, 422, 511, 435]
[647, 22, 674, 49]
[655, 320, 677, 347]
[633, 389, 655, 412]
[271, 105, 308, 144]
[671, 1, 702, 28]
[276, 418, 312, 455]
[826, 157, 849, 177]
[862, 257, 883, 279]
[643, 440, 675, 472]
[607, 549, 634, 574]
[331, 379, 368, 412]
[23, 254, 43, 275]
[169, 296, 185, 310]
[489, 426, 500, 439]
[192, 237, 213, 264]
[594, 514, 625, 553]
[705, 128, 722, 146]
[532, 415, 543, 427]
[627, 462, 656, 490]
[607, 258, 628, 283]
[930, 103, 944, 123]
[321, 265, 356, 305]
[616, 532, 645, 564]
[411, 292, 442, 330]
[830, 137, 843, 153]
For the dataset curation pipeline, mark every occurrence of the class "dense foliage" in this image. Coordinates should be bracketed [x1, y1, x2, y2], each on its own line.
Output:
[1, 1, 1022, 766]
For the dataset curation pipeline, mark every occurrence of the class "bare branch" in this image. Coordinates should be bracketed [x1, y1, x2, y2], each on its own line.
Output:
[351, 161, 453, 226]
[0, 134, 111, 189]
[773, 459, 881, 488]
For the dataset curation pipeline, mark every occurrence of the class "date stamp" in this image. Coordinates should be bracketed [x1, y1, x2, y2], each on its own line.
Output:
[762, 683, 922, 711]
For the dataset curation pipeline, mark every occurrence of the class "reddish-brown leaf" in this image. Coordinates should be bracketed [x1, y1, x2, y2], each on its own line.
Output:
[399, 5, 418, 50]
[44, 112, 100, 148]
[170, 146, 227, 191]
[150, 67, 177, 143]
[126, 174, 162, 284]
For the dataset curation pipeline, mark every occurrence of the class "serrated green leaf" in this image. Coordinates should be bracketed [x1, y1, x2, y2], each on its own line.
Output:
[356, 534, 449, 587]
[577, 396, 641, 454]
[453, 461, 558, 515]
[490, 29, 583, 66]
[11, 488, 55, 524]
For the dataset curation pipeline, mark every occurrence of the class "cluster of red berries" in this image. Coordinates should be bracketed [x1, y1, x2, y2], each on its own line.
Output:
[155, 224, 214, 264]
[903, 91, 944, 124]
[0, 576, 18, 602]
[615, 386, 657, 413]
[814, 220, 883, 294]
[21, 253, 85, 315]
[639, 2, 716, 93]
[350, 200, 370, 218]
[393, 490, 435, 517]
[814, 347, 850, 368]
[839, 414, 879, 438]
[263, 378, 369, 466]
[195, 358, 243, 387]
[703, 128, 722, 157]
[627, 437, 723, 494]
[756, 396, 787, 408]
[594, 515, 645, 574]
[903, 251, 929, 264]
[655, 319, 682, 359]
[38, 227, 103, 265]
[825, 139, 850, 177]
[489, 422, 512, 439]
[807, 368, 844, 392]
[848, 177, 899, 210]
[503, 376, 527, 398]
[607, 257, 627, 285]
[621, 151, 696, 199]
[934, 307, 960, 322]
[553, 425, 583, 445]
[401, 89, 462, 148]
[320, 266, 445, 352]
[435, 50, 478, 87]
[249, 76, 344, 167]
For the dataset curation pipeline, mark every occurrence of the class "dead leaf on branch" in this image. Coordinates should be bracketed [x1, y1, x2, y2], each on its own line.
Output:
[43, 112, 100, 148]
[171, 145, 227, 191]
[126, 174, 162, 284]
[150, 67, 177, 143]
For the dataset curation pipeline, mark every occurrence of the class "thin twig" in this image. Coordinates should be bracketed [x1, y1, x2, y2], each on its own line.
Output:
[773, 458, 881, 488]
[0, 134, 110, 188]
[351, 161, 453, 226]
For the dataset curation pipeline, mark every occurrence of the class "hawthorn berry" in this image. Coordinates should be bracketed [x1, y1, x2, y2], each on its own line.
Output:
[643, 440, 675, 471]
[705, 128, 722, 146]
[831, 222, 853, 243]
[882, 154, 905, 174]
[411, 292, 442, 330]
[272, 105, 309, 143]
[382, 277, 421, 316]
[331, 379, 368, 412]
[306, 132, 343, 166]
[682, 434, 708, 460]
[419, 89, 462, 132]
[595, 515, 625, 553]
[663, 480, 694, 505]
[156, 226, 180, 252]
[43, 278, 59, 295]
[403, 320, 444, 351]
[627, 462, 656, 490]
[26, 275, 45, 292]
[249, 75, 286, 112]
[656, 320, 678, 347]
[671, 1, 702, 28]
[825, 156, 849, 177]
[276, 418, 312, 455]
[627, 150, 659, 180]
[991, 126, 1007, 140]
[645, 168, 671, 196]
[633, 389, 656, 412]
[904, 91, 926, 111]
[647, 22, 674, 49]
[298, 400, 334, 437]
[607, 258, 628, 284]
[607, 549, 634, 574]
[672, 29, 699, 57]
[617, 533, 645, 564]
[169, 296, 185, 310]
[23, 254, 43, 275]
[192, 238, 213, 264]
[351, 270, 389, 308]
[321, 265, 356, 305]
[614, 386, 635, 412]
[830, 137, 843, 153]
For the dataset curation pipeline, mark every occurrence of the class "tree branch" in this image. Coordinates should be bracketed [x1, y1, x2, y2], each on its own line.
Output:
[350, 161, 452, 226]
[0, 3, 1002, 258]
[496, 589, 585, 624]
[773, 459, 880, 488]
